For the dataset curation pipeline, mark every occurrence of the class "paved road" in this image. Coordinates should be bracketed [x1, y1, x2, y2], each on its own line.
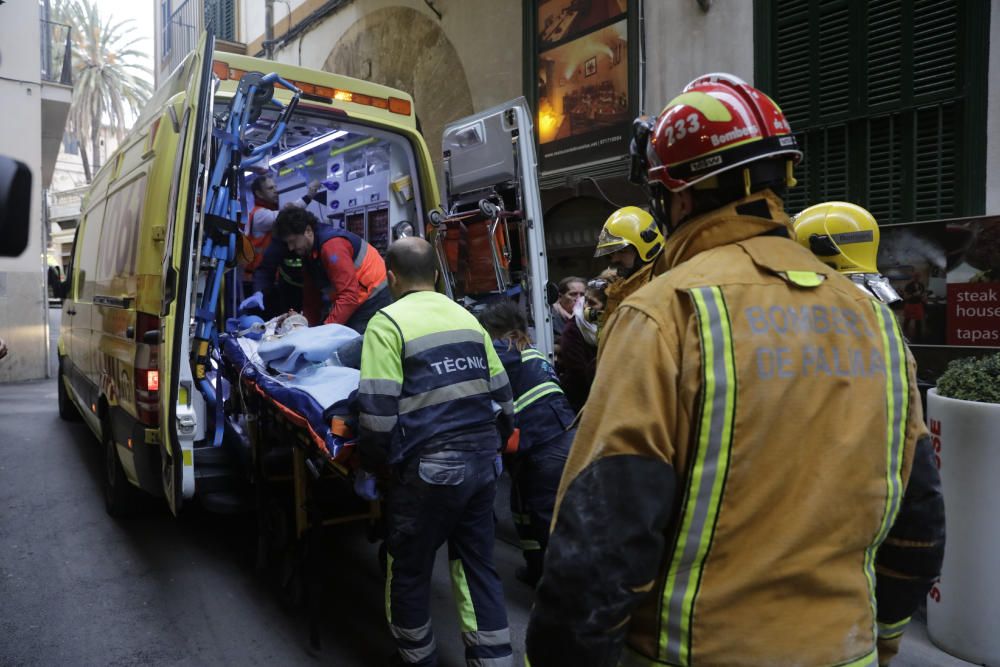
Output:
[0, 378, 973, 666]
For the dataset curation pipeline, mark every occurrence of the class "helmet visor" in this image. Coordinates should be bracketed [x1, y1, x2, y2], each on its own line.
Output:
[594, 227, 630, 258]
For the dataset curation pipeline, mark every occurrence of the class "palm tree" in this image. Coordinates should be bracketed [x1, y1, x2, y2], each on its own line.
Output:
[53, 0, 153, 182]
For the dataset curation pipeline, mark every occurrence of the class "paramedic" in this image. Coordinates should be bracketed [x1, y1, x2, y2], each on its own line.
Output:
[525, 73, 944, 667]
[272, 207, 391, 334]
[479, 301, 574, 588]
[593, 206, 665, 338]
[357, 237, 515, 667]
[241, 175, 317, 296]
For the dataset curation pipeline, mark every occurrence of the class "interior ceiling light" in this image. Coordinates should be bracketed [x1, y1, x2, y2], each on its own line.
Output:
[269, 130, 348, 166]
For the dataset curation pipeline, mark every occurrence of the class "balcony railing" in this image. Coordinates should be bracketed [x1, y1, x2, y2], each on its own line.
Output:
[40, 19, 73, 85]
[162, 0, 199, 75]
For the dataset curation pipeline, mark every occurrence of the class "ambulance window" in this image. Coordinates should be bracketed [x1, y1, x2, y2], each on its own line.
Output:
[96, 175, 146, 292]
[76, 200, 106, 302]
[254, 108, 422, 257]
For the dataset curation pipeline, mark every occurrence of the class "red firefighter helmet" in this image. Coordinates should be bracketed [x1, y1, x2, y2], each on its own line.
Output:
[646, 73, 802, 193]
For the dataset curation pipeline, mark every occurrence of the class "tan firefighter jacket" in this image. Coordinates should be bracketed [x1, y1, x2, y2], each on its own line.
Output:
[525, 190, 944, 667]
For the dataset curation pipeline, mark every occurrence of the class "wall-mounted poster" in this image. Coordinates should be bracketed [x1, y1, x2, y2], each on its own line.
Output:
[535, 17, 633, 171]
[538, 0, 627, 50]
[877, 216, 1000, 347]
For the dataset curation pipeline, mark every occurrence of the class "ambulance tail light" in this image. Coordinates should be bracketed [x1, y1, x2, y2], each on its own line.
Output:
[135, 312, 161, 426]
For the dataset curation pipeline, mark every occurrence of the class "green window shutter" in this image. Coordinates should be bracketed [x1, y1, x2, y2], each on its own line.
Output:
[914, 103, 958, 221]
[866, 114, 904, 225]
[814, 2, 851, 120]
[866, 0, 903, 109]
[755, 0, 985, 225]
[205, 0, 235, 42]
[912, 0, 960, 100]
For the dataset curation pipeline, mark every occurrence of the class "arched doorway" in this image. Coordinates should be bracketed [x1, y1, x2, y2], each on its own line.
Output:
[544, 195, 616, 281]
[324, 7, 474, 177]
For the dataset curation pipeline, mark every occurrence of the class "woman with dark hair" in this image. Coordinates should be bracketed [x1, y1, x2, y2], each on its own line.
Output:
[480, 301, 575, 587]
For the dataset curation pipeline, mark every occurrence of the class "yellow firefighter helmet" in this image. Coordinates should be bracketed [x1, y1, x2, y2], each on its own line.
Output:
[594, 206, 664, 263]
[793, 201, 880, 274]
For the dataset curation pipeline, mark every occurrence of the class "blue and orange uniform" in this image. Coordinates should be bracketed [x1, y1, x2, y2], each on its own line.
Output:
[493, 340, 575, 584]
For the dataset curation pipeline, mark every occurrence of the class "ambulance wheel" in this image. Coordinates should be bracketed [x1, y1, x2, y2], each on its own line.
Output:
[103, 416, 139, 517]
[57, 359, 79, 421]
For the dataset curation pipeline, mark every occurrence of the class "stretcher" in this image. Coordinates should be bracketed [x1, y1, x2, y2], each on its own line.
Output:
[220, 330, 359, 471]
[218, 323, 381, 652]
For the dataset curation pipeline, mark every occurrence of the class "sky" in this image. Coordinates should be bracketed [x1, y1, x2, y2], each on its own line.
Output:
[95, 0, 155, 84]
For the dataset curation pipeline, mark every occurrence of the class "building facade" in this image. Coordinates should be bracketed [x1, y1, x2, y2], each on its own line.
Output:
[162, 0, 998, 368]
[0, 1, 72, 382]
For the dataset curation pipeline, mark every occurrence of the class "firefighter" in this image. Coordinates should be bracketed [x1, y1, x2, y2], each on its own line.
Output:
[478, 301, 575, 588]
[793, 201, 902, 305]
[525, 73, 944, 667]
[358, 237, 515, 667]
[593, 206, 665, 337]
[271, 207, 391, 334]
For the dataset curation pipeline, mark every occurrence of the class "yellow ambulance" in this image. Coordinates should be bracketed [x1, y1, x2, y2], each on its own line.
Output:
[57, 34, 550, 516]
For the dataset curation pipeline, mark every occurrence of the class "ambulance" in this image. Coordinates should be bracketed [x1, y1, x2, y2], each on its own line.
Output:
[57, 33, 550, 517]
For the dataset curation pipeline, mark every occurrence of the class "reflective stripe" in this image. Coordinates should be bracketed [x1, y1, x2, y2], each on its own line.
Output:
[659, 286, 736, 666]
[360, 413, 397, 433]
[359, 378, 402, 396]
[406, 329, 486, 358]
[390, 618, 433, 642]
[385, 552, 394, 623]
[462, 627, 511, 647]
[489, 372, 511, 392]
[865, 302, 909, 641]
[837, 648, 879, 667]
[514, 381, 563, 412]
[399, 379, 491, 414]
[521, 349, 548, 362]
[519, 539, 541, 551]
[399, 640, 438, 664]
[877, 616, 911, 639]
[467, 657, 513, 667]
[450, 559, 478, 632]
[354, 239, 368, 268]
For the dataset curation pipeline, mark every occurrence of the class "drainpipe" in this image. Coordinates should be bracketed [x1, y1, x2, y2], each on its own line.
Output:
[264, 0, 274, 59]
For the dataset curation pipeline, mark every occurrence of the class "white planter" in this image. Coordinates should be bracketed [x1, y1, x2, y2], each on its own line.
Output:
[926, 387, 1000, 666]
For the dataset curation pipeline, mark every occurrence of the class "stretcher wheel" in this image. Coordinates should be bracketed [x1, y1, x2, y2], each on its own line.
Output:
[479, 199, 500, 219]
[428, 208, 446, 228]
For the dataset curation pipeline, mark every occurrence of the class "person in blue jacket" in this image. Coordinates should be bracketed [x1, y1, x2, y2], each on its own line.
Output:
[479, 301, 575, 587]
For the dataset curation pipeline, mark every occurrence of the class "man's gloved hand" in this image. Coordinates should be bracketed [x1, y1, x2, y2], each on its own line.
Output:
[239, 291, 264, 313]
[353, 470, 380, 501]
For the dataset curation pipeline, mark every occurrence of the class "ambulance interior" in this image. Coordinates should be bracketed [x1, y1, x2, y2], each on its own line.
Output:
[243, 106, 425, 256]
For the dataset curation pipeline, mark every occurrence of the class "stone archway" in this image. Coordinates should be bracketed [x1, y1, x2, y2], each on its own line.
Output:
[324, 7, 475, 178]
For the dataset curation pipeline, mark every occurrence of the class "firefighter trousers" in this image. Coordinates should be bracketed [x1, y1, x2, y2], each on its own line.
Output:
[507, 429, 573, 578]
[385, 447, 513, 667]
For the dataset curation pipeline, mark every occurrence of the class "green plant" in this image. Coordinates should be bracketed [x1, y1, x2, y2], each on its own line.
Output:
[935, 353, 1000, 404]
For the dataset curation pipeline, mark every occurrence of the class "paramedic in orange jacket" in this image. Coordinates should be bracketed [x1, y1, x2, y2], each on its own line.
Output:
[273, 207, 390, 334]
[525, 74, 944, 667]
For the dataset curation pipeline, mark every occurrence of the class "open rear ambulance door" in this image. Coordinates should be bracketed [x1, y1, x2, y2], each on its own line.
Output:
[158, 32, 216, 515]
[438, 97, 553, 358]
